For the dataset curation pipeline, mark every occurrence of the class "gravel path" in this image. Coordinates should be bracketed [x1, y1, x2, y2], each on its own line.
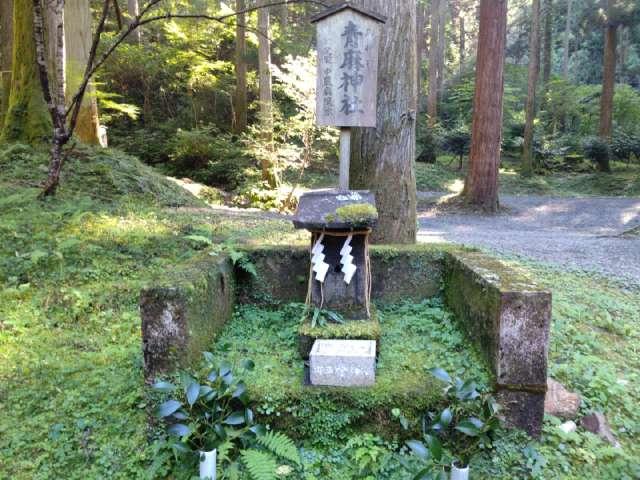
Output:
[417, 193, 640, 285]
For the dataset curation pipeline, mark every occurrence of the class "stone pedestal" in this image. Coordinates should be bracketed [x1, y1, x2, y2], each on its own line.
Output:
[292, 190, 377, 320]
[309, 339, 376, 387]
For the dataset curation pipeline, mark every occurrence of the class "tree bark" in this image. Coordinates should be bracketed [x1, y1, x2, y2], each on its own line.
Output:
[459, 15, 465, 77]
[522, 0, 541, 176]
[1, 0, 51, 143]
[416, 2, 426, 109]
[427, 0, 440, 126]
[349, 0, 418, 244]
[562, 0, 571, 79]
[0, 0, 13, 130]
[542, 0, 552, 97]
[599, 11, 617, 141]
[65, 0, 102, 144]
[128, 0, 142, 43]
[462, 0, 507, 212]
[233, 0, 248, 133]
[436, 0, 447, 95]
[258, 0, 278, 187]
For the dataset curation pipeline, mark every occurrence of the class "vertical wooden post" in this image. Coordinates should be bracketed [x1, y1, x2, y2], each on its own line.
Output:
[339, 127, 351, 190]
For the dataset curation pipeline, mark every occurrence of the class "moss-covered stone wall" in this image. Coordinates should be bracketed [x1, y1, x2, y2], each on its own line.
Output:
[239, 244, 447, 305]
[140, 254, 235, 381]
[443, 250, 552, 437]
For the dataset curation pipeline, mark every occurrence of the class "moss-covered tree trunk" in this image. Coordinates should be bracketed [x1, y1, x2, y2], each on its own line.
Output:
[2, 0, 51, 143]
[522, 0, 541, 176]
[0, 0, 13, 131]
[462, 0, 507, 212]
[349, 0, 418, 244]
[65, 0, 102, 145]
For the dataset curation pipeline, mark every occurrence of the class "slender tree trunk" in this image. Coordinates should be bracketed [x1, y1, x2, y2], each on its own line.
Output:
[258, 0, 277, 187]
[599, 17, 617, 142]
[436, 0, 447, 95]
[522, 0, 541, 176]
[0, 0, 13, 130]
[462, 0, 507, 212]
[65, 0, 102, 144]
[350, 0, 418, 244]
[233, 0, 248, 134]
[459, 15, 465, 77]
[541, 0, 552, 99]
[562, 0, 571, 79]
[128, 0, 141, 44]
[416, 3, 426, 109]
[1, 0, 50, 143]
[427, 0, 440, 126]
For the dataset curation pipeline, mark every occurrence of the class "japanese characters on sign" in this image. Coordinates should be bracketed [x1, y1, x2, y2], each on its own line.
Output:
[314, 9, 382, 127]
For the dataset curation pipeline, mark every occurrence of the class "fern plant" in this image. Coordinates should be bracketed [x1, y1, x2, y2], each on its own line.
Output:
[239, 431, 301, 480]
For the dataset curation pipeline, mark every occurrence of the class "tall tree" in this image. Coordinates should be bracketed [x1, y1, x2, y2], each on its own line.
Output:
[427, 0, 441, 126]
[65, 0, 102, 144]
[128, 0, 142, 44]
[350, 0, 418, 244]
[541, 0, 553, 89]
[1, 0, 50, 142]
[462, 0, 507, 212]
[598, 0, 617, 141]
[522, 0, 541, 175]
[562, 0, 571, 78]
[0, 0, 13, 130]
[233, 0, 248, 134]
[257, 0, 278, 187]
[416, 2, 427, 108]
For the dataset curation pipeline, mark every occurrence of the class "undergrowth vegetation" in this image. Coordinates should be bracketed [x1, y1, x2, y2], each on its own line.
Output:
[1, 145, 639, 478]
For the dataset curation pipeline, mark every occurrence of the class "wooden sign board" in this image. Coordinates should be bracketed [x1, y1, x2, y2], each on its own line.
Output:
[313, 6, 384, 128]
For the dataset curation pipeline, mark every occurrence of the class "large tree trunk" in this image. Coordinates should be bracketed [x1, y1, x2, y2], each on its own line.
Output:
[65, 0, 102, 145]
[562, 0, 571, 78]
[233, 0, 248, 134]
[1, 0, 50, 143]
[128, 0, 142, 44]
[0, 0, 13, 130]
[349, 0, 418, 244]
[522, 0, 541, 176]
[427, 0, 440, 126]
[599, 13, 617, 141]
[462, 0, 507, 212]
[258, 0, 278, 187]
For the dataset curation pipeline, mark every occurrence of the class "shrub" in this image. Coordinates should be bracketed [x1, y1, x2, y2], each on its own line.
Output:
[582, 136, 611, 173]
[610, 130, 640, 162]
[169, 126, 257, 189]
[441, 126, 471, 169]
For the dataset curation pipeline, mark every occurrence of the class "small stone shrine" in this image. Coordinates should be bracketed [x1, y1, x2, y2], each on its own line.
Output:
[293, 3, 385, 387]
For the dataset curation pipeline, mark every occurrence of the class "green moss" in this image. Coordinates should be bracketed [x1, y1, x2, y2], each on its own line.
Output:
[209, 300, 492, 442]
[298, 310, 382, 358]
[1, 0, 51, 143]
[325, 203, 379, 224]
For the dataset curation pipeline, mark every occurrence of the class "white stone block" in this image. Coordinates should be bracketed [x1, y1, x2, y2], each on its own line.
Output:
[309, 339, 376, 387]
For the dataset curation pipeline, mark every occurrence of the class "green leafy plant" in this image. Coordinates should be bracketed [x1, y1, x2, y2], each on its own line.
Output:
[302, 306, 345, 328]
[153, 355, 300, 479]
[582, 136, 611, 173]
[404, 368, 501, 479]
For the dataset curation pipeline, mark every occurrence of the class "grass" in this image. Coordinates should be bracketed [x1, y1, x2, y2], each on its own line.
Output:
[1, 143, 639, 478]
[416, 156, 640, 197]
